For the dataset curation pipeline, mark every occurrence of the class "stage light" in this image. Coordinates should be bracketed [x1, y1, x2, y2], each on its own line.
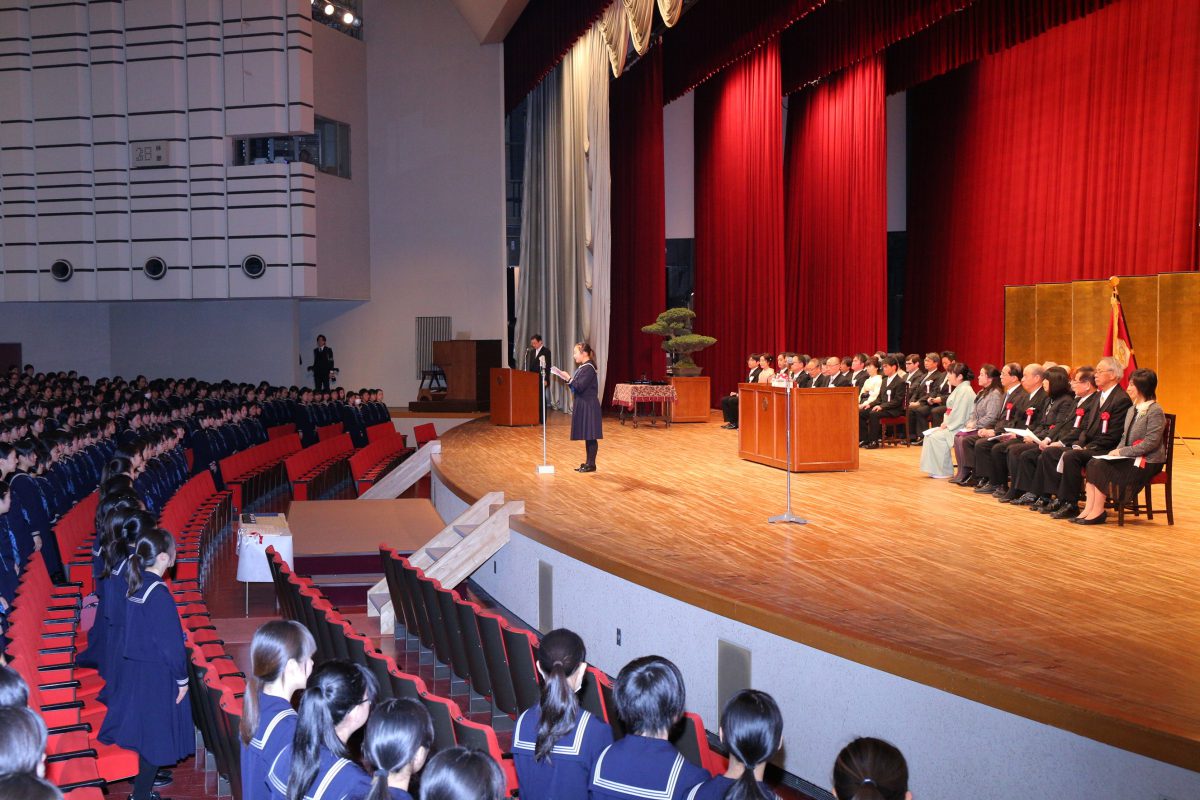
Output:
[342, 11, 354, 24]
[323, 3, 334, 15]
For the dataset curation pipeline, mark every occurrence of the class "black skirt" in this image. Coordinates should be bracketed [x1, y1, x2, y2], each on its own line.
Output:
[1086, 458, 1163, 503]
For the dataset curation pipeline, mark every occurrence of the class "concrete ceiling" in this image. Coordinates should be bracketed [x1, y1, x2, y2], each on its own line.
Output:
[449, 0, 532, 44]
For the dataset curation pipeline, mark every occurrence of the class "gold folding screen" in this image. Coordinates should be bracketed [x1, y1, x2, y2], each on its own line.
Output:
[1004, 273, 1199, 437]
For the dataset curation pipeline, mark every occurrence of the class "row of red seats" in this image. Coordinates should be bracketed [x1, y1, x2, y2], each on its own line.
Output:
[219, 433, 303, 512]
[349, 433, 414, 495]
[158, 471, 234, 582]
[284, 432, 354, 500]
[366, 421, 402, 444]
[316, 422, 344, 442]
[379, 546, 727, 777]
[265, 547, 520, 796]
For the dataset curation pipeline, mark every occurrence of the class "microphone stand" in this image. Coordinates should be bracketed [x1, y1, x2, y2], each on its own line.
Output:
[768, 378, 807, 525]
[536, 362, 554, 475]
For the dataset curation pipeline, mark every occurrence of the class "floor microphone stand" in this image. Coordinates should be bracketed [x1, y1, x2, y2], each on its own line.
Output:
[769, 378, 808, 525]
[537, 371, 554, 475]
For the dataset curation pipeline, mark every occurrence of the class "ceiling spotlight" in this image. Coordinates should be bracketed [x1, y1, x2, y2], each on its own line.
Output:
[342, 11, 354, 24]
[323, 3, 334, 15]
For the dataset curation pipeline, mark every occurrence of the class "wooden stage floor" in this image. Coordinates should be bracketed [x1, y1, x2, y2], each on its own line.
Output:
[434, 411, 1200, 771]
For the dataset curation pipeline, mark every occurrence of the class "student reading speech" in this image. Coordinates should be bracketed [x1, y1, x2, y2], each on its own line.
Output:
[551, 342, 602, 473]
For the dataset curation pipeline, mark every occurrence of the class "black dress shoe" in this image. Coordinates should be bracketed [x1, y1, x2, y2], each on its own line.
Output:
[154, 770, 174, 788]
[1013, 492, 1038, 506]
[962, 475, 981, 488]
[575, 464, 596, 473]
[972, 481, 994, 494]
[1039, 499, 1062, 514]
[991, 484, 1008, 497]
[1051, 504, 1080, 520]
[1073, 511, 1107, 525]
[863, 441, 880, 449]
[998, 488, 1021, 503]
[949, 472, 972, 486]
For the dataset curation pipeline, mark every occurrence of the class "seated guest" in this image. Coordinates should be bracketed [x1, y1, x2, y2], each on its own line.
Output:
[721, 356, 763, 430]
[832, 737, 909, 800]
[905, 353, 943, 441]
[998, 367, 1073, 503]
[940, 350, 958, 372]
[754, 354, 775, 385]
[1042, 357, 1132, 519]
[512, 629, 612, 800]
[421, 747, 506, 800]
[949, 365, 1003, 484]
[787, 358, 807, 387]
[954, 362, 1025, 487]
[813, 358, 838, 388]
[830, 357, 852, 388]
[920, 363, 975, 479]
[903, 354, 925, 396]
[795, 358, 820, 389]
[857, 358, 882, 410]
[973, 363, 1049, 496]
[775, 353, 788, 374]
[686, 690, 782, 800]
[848, 354, 870, 390]
[1022, 366, 1099, 509]
[859, 357, 905, 449]
[1073, 368, 1166, 525]
[588, 656, 708, 800]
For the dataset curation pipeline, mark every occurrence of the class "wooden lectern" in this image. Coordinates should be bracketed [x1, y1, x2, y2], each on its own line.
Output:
[429, 340, 502, 411]
[490, 368, 540, 426]
[737, 385, 859, 472]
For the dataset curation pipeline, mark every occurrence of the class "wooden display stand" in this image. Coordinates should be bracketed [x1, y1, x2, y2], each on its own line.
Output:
[490, 368, 540, 427]
[670, 376, 711, 423]
[737, 385, 859, 472]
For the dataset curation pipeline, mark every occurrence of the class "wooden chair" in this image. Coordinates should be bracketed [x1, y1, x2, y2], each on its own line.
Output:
[1118, 412, 1175, 526]
[879, 387, 910, 446]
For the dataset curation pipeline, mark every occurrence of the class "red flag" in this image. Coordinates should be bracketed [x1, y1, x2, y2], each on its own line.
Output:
[1103, 277, 1136, 387]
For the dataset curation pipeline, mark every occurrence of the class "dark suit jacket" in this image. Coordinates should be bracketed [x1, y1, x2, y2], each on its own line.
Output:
[312, 346, 334, 377]
[1077, 385, 1133, 452]
[995, 387, 1030, 433]
[831, 373, 853, 388]
[1017, 387, 1051, 430]
[850, 369, 868, 389]
[526, 346, 551, 377]
[794, 372, 814, 388]
[813, 374, 832, 388]
[875, 374, 906, 414]
[1032, 394, 1076, 440]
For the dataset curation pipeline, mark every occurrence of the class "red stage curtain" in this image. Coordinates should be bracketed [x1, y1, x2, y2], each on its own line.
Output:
[607, 46, 667, 402]
[780, 0, 965, 94]
[905, 0, 1200, 368]
[662, 0, 821, 102]
[784, 55, 887, 356]
[694, 39, 785, 405]
[504, 0, 610, 113]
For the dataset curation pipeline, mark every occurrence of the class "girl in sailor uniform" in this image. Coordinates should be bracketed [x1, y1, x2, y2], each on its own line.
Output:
[266, 660, 377, 800]
[240, 620, 316, 800]
[832, 737, 911, 800]
[511, 628, 613, 799]
[420, 746, 506, 800]
[92, 508, 153, 702]
[76, 493, 141, 670]
[589, 656, 708, 800]
[97, 526, 195, 800]
[362, 698, 434, 800]
[552, 343, 603, 473]
[686, 690, 782, 800]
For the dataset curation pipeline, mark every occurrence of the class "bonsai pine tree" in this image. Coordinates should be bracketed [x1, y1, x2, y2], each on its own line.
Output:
[641, 308, 717, 371]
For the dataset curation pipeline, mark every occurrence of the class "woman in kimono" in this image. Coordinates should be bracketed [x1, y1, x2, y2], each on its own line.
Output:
[553, 343, 603, 473]
[920, 364, 976, 479]
[98, 526, 195, 800]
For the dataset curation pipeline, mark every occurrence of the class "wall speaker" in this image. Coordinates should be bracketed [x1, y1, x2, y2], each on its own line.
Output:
[49, 259, 73, 282]
[143, 256, 167, 280]
[241, 254, 266, 279]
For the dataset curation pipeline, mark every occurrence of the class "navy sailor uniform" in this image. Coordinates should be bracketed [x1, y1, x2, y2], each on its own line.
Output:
[589, 735, 709, 800]
[242, 693, 298, 800]
[568, 362, 603, 441]
[266, 744, 372, 800]
[98, 572, 195, 766]
[512, 704, 613, 800]
[686, 775, 776, 799]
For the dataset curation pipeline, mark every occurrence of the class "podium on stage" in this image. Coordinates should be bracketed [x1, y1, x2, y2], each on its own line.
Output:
[490, 367, 540, 427]
[737, 384, 859, 472]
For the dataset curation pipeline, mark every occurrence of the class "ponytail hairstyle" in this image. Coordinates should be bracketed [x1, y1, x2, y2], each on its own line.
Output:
[420, 746, 506, 800]
[362, 698, 434, 800]
[533, 628, 587, 761]
[614, 655, 686, 737]
[101, 455, 134, 484]
[719, 690, 783, 800]
[288, 660, 378, 800]
[239, 621, 317, 744]
[100, 473, 135, 499]
[103, 507, 153, 580]
[124, 527, 175, 597]
[832, 737, 908, 800]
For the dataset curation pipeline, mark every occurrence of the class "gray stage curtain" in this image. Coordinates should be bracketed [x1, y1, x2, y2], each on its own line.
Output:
[514, 25, 612, 411]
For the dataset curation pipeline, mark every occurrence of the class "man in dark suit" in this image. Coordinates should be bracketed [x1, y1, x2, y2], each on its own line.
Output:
[309, 335, 335, 392]
[796, 358, 820, 388]
[1043, 357, 1133, 519]
[974, 364, 1049, 495]
[859, 356, 904, 448]
[826, 357, 852, 388]
[721, 354, 762, 429]
[848, 354, 870, 390]
[958, 362, 1026, 486]
[525, 335, 551, 422]
[905, 353, 945, 440]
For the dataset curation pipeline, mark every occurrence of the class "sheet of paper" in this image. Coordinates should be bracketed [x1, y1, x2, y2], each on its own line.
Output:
[1091, 454, 1131, 461]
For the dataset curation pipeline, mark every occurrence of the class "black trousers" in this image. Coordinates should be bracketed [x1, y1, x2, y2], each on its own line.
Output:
[859, 408, 889, 443]
[907, 404, 934, 436]
[314, 372, 331, 392]
[1055, 448, 1095, 503]
[961, 434, 987, 470]
[1005, 441, 1042, 493]
[720, 395, 739, 425]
